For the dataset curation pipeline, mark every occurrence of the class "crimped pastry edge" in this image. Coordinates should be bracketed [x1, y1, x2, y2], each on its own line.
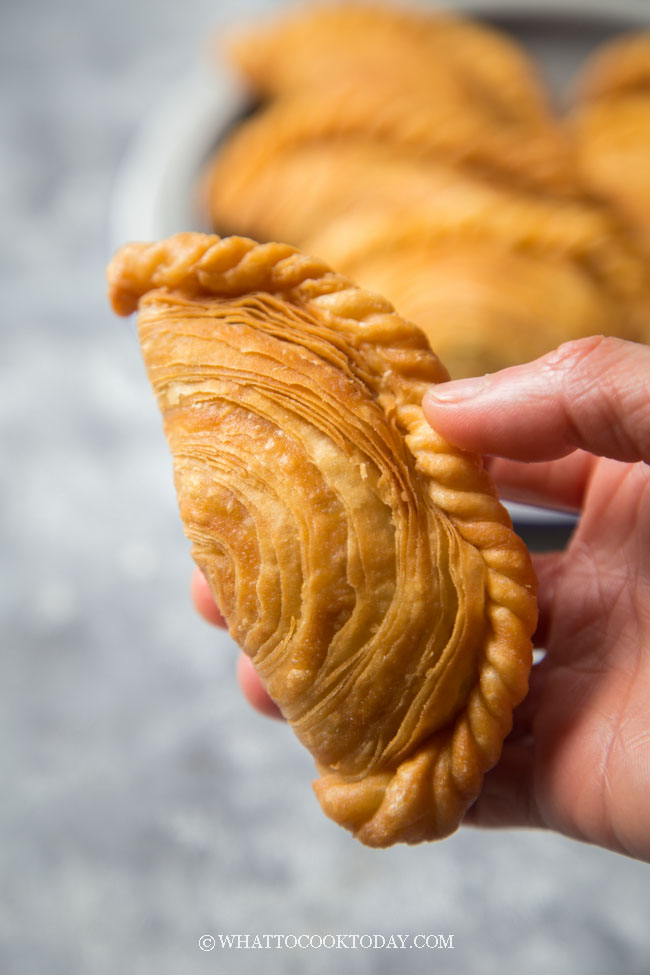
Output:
[107, 232, 537, 845]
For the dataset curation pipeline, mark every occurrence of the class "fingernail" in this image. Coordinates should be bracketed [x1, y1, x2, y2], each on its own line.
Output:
[425, 375, 490, 404]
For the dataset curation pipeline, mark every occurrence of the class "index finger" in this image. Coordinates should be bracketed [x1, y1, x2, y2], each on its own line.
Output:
[486, 449, 596, 512]
[191, 568, 227, 628]
[423, 336, 650, 464]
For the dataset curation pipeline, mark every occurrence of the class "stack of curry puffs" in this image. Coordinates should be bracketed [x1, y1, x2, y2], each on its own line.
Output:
[201, 3, 650, 379]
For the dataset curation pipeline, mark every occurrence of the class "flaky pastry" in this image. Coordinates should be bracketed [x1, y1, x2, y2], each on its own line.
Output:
[107, 232, 537, 846]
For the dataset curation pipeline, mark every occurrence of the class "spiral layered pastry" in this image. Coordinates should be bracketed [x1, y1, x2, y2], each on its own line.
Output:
[107, 232, 537, 846]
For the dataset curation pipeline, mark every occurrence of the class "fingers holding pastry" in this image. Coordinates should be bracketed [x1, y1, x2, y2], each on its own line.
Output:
[191, 568, 282, 718]
[191, 568, 227, 627]
[423, 336, 650, 465]
[108, 231, 536, 846]
[461, 738, 544, 830]
[485, 451, 596, 513]
[237, 653, 284, 720]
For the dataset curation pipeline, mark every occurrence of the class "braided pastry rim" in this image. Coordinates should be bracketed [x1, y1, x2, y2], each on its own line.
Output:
[107, 232, 538, 845]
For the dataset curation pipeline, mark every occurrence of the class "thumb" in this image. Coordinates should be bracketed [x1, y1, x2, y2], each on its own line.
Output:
[423, 336, 650, 463]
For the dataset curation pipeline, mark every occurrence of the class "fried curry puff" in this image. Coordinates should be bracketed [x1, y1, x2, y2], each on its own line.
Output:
[107, 232, 537, 846]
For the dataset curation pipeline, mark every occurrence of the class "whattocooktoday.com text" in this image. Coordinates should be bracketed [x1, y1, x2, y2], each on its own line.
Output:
[198, 933, 454, 951]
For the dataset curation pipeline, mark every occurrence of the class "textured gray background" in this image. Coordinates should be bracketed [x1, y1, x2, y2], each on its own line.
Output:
[2, 1, 649, 974]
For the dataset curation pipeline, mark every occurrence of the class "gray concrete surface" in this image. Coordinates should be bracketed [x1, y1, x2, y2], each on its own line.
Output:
[2, 1, 649, 973]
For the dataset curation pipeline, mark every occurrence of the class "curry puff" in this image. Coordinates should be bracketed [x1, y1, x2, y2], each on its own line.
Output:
[227, 2, 558, 133]
[205, 1, 575, 216]
[107, 232, 537, 846]
[204, 68, 573, 225]
[304, 221, 624, 379]
[300, 198, 649, 378]
[570, 32, 650, 249]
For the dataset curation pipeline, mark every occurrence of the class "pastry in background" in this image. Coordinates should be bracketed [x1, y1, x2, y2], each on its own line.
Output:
[203, 140, 443, 245]
[203, 74, 574, 241]
[296, 173, 648, 295]
[304, 216, 625, 378]
[107, 231, 537, 846]
[201, 2, 650, 376]
[574, 31, 650, 101]
[227, 1, 556, 128]
[570, 32, 650, 251]
[211, 3, 575, 198]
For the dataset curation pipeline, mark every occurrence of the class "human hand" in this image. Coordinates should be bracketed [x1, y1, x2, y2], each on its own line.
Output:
[191, 570, 283, 720]
[193, 335, 650, 861]
[423, 335, 650, 862]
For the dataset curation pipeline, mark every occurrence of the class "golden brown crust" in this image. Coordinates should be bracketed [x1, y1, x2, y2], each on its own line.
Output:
[298, 185, 648, 298]
[201, 4, 650, 379]
[203, 124, 650, 345]
[108, 233, 537, 846]
[299, 198, 650, 376]
[569, 32, 650, 258]
[202, 116, 649, 342]
[571, 98, 650, 239]
[304, 225, 621, 378]
[220, 2, 577, 196]
[203, 74, 574, 223]
[227, 1, 555, 127]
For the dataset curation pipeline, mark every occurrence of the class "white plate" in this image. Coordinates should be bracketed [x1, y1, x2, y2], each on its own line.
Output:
[109, 1, 649, 534]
